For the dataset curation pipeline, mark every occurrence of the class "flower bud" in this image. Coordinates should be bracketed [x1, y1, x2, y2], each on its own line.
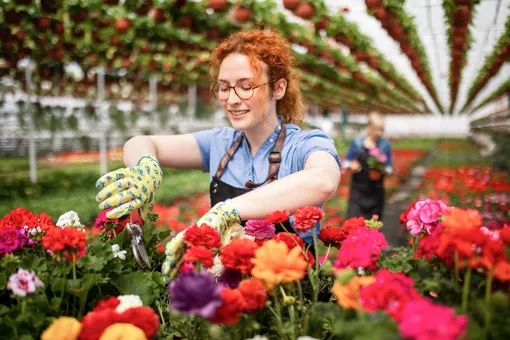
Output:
[335, 268, 356, 285]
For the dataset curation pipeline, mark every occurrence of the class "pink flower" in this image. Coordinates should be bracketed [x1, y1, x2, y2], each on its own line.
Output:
[245, 220, 275, 240]
[333, 227, 388, 270]
[0, 228, 34, 254]
[179, 261, 195, 273]
[377, 154, 387, 163]
[369, 148, 381, 157]
[399, 299, 468, 340]
[406, 199, 448, 236]
[7, 268, 44, 297]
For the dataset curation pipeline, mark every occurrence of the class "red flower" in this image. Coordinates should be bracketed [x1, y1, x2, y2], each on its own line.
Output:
[325, 216, 344, 228]
[399, 202, 416, 224]
[266, 210, 290, 224]
[294, 206, 324, 233]
[499, 226, 510, 245]
[0, 208, 35, 230]
[79, 309, 119, 340]
[238, 278, 267, 313]
[118, 307, 160, 339]
[183, 223, 221, 249]
[42, 227, 87, 261]
[273, 232, 305, 249]
[210, 288, 246, 324]
[318, 226, 352, 249]
[342, 216, 366, 229]
[183, 246, 214, 268]
[220, 239, 258, 275]
[93, 296, 120, 312]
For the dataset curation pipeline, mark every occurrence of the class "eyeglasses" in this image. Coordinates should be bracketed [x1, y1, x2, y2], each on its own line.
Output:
[211, 81, 267, 101]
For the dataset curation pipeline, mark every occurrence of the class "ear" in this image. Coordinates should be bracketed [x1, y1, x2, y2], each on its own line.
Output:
[272, 78, 287, 100]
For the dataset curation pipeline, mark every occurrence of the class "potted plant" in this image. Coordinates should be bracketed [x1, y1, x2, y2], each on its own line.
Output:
[367, 147, 387, 181]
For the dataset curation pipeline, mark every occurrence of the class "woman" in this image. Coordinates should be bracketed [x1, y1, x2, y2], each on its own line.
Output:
[94, 30, 341, 281]
[343, 112, 392, 220]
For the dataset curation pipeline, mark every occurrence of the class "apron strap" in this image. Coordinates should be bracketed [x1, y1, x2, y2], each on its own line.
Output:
[214, 133, 244, 180]
[245, 124, 286, 189]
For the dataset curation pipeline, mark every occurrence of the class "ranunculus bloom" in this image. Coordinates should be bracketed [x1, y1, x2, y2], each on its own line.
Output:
[266, 210, 290, 224]
[494, 261, 510, 282]
[251, 240, 308, 290]
[0, 228, 34, 254]
[99, 323, 147, 340]
[399, 299, 468, 340]
[219, 269, 242, 289]
[273, 232, 305, 249]
[238, 278, 267, 313]
[318, 226, 353, 249]
[209, 288, 246, 324]
[7, 268, 44, 297]
[500, 227, 510, 245]
[220, 239, 259, 275]
[406, 199, 448, 236]
[331, 276, 375, 310]
[293, 206, 324, 233]
[41, 316, 82, 340]
[183, 223, 221, 249]
[183, 246, 214, 268]
[169, 271, 223, 319]
[442, 207, 482, 230]
[245, 220, 275, 240]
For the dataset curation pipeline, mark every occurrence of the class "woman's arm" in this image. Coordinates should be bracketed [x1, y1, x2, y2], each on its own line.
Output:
[383, 140, 393, 175]
[231, 151, 341, 220]
[342, 139, 360, 170]
[123, 134, 203, 170]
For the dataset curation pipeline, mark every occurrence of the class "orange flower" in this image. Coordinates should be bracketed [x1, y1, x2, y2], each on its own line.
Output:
[41, 316, 81, 340]
[494, 261, 510, 282]
[331, 276, 376, 310]
[251, 240, 308, 290]
[442, 208, 482, 230]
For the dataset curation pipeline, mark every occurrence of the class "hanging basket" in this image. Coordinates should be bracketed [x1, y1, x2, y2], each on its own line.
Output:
[369, 169, 383, 181]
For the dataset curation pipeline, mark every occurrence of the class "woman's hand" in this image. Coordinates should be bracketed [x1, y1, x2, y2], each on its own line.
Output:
[162, 199, 241, 282]
[349, 160, 362, 173]
[95, 156, 163, 221]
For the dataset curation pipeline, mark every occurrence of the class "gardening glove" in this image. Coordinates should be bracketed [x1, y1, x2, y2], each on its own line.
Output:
[95, 156, 163, 222]
[162, 199, 241, 282]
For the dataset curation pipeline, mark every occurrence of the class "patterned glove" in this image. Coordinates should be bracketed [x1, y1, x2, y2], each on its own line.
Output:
[95, 156, 163, 221]
[162, 199, 241, 282]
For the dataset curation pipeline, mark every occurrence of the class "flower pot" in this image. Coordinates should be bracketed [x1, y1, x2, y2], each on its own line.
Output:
[365, 0, 383, 9]
[453, 7, 471, 26]
[283, 0, 301, 10]
[314, 16, 330, 31]
[453, 0, 471, 5]
[53, 21, 64, 35]
[208, 0, 228, 11]
[150, 8, 166, 23]
[336, 35, 352, 47]
[115, 18, 130, 33]
[234, 6, 252, 23]
[36, 17, 51, 31]
[373, 8, 387, 21]
[367, 56, 379, 69]
[295, 3, 315, 19]
[369, 169, 383, 181]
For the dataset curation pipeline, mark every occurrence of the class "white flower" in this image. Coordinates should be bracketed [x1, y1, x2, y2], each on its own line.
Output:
[115, 294, 143, 313]
[208, 255, 224, 278]
[7, 268, 44, 297]
[245, 336, 269, 340]
[24, 226, 42, 237]
[222, 223, 255, 246]
[56, 211, 84, 231]
[111, 244, 127, 260]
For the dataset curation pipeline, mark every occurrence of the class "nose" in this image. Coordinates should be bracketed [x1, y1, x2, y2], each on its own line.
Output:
[227, 88, 242, 105]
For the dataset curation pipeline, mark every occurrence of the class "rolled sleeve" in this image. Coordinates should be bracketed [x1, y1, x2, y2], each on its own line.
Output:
[191, 128, 219, 173]
[297, 130, 342, 171]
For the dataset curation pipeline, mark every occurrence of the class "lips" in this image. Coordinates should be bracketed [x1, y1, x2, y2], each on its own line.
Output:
[229, 110, 249, 116]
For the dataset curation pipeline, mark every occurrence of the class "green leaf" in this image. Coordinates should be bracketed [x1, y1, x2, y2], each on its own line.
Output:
[67, 279, 82, 290]
[0, 304, 9, 316]
[77, 255, 108, 272]
[19, 254, 48, 273]
[110, 272, 161, 306]
[18, 335, 34, 340]
[51, 278, 66, 293]
[0, 273, 6, 290]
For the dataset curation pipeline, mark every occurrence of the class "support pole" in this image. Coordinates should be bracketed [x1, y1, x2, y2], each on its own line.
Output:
[97, 66, 108, 175]
[187, 83, 197, 121]
[26, 58, 37, 183]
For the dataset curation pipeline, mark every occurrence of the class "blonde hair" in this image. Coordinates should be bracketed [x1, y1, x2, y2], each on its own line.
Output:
[367, 111, 384, 128]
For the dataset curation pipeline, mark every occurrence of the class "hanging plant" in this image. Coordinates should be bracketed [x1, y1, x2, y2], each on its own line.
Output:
[233, 6, 252, 23]
[150, 8, 166, 23]
[283, 0, 301, 10]
[208, 0, 229, 11]
[294, 2, 315, 20]
[114, 18, 130, 33]
[365, 0, 383, 9]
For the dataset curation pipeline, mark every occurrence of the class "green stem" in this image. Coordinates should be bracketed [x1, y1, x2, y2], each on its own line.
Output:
[72, 253, 77, 280]
[454, 251, 460, 283]
[461, 267, 472, 313]
[318, 245, 332, 274]
[484, 266, 495, 334]
[311, 228, 320, 303]
[297, 280, 304, 321]
[273, 293, 284, 338]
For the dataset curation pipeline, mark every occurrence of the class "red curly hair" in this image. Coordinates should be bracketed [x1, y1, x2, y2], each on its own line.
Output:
[210, 29, 304, 125]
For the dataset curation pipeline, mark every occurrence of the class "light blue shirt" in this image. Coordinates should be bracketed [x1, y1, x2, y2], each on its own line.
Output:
[192, 116, 341, 244]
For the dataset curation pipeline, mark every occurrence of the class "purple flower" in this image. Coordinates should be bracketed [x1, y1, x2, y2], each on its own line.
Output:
[245, 220, 275, 240]
[0, 228, 34, 254]
[219, 268, 242, 288]
[169, 271, 223, 319]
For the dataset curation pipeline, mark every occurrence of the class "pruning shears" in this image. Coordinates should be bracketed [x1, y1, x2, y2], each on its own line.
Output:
[125, 209, 151, 269]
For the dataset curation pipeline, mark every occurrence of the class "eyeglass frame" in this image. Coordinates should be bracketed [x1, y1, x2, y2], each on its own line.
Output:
[211, 81, 268, 101]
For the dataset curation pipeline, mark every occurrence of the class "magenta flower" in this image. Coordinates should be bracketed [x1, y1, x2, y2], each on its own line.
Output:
[7, 268, 44, 297]
[245, 220, 276, 240]
[368, 148, 381, 157]
[0, 228, 34, 254]
[406, 199, 448, 236]
[399, 299, 468, 340]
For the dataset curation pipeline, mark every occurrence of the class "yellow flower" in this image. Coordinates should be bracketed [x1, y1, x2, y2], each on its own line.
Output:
[99, 323, 147, 340]
[331, 276, 376, 310]
[251, 240, 308, 290]
[41, 316, 81, 340]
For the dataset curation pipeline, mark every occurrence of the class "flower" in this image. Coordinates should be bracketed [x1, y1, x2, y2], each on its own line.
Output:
[111, 244, 127, 260]
[179, 261, 195, 273]
[406, 199, 448, 236]
[208, 255, 224, 278]
[220, 239, 258, 275]
[293, 206, 324, 233]
[95, 208, 128, 237]
[183, 246, 214, 268]
[116, 295, 143, 313]
[273, 232, 305, 249]
[99, 323, 147, 340]
[342, 216, 366, 229]
[209, 288, 246, 324]
[219, 269, 243, 289]
[0, 228, 34, 254]
[399, 299, 468, 340]
[42, 227, 87, 261]
[442, 207, 482, 230]
[251, 240, 308, 290]
[266, 210, 290, 224]
[56, 210, 84, 231]
[245, 220, 275, 240]
[500, 227, 510, 245]
[169, 271, 223, 319]
[183, 223, 221, 249]
[7, 268, 44, 297]
[41, 316, 82, 340]
[222, 223, 255, 245]
[331, 276, 376, 310]
[318, 226, 352, 249]
[0, 208, 35, 230]
[246, 336, 269, 340]
[238, 278, 267, 313]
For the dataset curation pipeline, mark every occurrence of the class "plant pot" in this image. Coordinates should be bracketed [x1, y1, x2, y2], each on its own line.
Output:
[115, 18, 130, 33]
[367, 56, 379, 69]
[177, 15, 193, 28]
[453, 0, 471, 5]
[369, 169, 383, 181]
[295, 3, 315, 19]
[373, 8, 387, 21]
[53, 21, 64, 35]
[234, 6, 252, 23]
[365, 0, 383, 9]
[283, 0, 301, 10]
[314, 16, 330, 31]
[208, 0, 228, 11]
[453, 7, 471, 26]
[36, 17, 51, 31]
[336, 35, 352, 47]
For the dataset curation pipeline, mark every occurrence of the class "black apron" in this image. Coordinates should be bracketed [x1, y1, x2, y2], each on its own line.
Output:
[209, 125, 295, 236]
[346, 146, 385, 220]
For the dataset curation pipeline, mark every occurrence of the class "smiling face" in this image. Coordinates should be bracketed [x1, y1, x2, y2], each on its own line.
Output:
[216, 53, 276, 132]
